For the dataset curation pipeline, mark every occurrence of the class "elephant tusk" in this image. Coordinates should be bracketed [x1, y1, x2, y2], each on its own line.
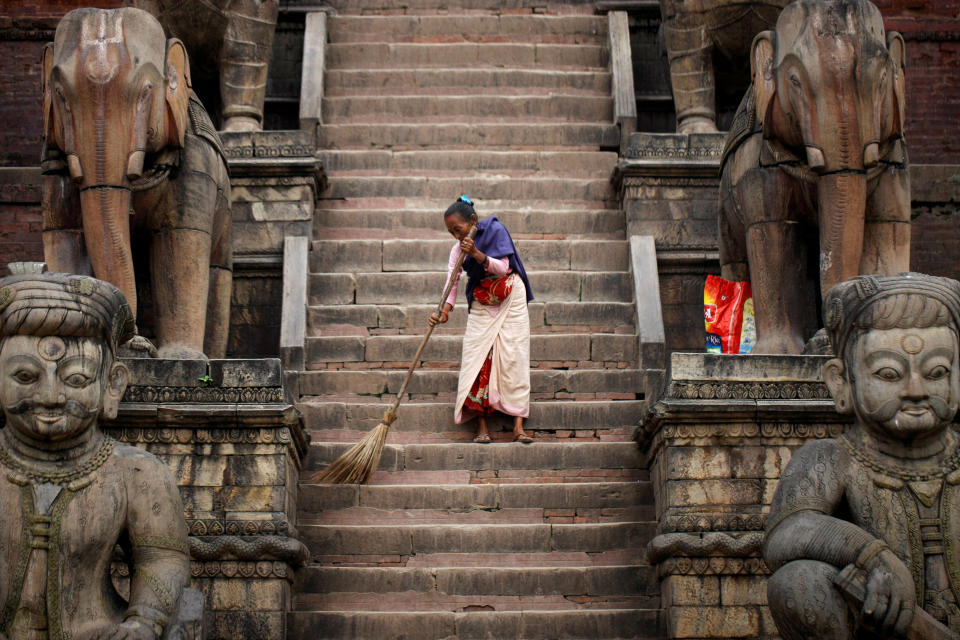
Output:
[67, 154, 83, 183]
[863, 143, 879, 168]
[806, 147, 826, 171]
[126, 150, 145, 180]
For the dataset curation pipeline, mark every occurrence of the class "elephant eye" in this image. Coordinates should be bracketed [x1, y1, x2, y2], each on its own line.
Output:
[789, 74, 802, 89]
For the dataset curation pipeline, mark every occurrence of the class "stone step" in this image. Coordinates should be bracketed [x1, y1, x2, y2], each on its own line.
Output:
[324, 0, 599, 12]
[323, 95, 612, 123]
[328, 15, 606, 44]
[324, 68, 610, 97]
[296, 566, 651, 597]
[313, 208, 625, 240]
[306, 304, 636, 340]
[326, 43, 609, 70]
[300, 522, 655, 556]
[316, 150, 617, 175]
[304, 335, 636, 367]
[308, 271, 631, 305]
[301, 506, 651, 526]
[317, 122, 620, 150]
[297, 400, 645, 433]
[300, 482, 649, 512]
[309, 239, 628, 273]
[308, 301, 635, 333]
[287, 609, 661, 640]
[309, 550, 640, 569]
[303, 441, 642, 473]
[296, 593, 654, 614]
[325, 175, 615, 203]
[298, 369, 640, 398]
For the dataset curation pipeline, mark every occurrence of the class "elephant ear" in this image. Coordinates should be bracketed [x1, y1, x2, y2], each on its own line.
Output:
[41, 43, 57, 149]
[751, 31, 776, 127]
[887, 31, 906, 137]
[164, 38, 192, 149]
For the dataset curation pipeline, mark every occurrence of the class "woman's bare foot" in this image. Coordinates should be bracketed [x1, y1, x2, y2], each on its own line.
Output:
[512, 416, 533, 443]
[474, 416, 491, 443]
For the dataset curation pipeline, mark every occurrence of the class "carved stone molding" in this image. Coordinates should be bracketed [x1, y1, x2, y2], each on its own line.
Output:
[648, 532, 769, 577]
[658, 422, 846, 441]
[658, 556, 770, 577]
[123, 385, 285, 404]
[189, 535, 310, 565]
[187, 518, 292, 537]
[114, 560, 294, 580]
[660, 512, 767, 534]
[106, 426, 294, 446]
[649, 532, 765, 562]
[190, 560, 293, 580]
[670, 380, 830, 400]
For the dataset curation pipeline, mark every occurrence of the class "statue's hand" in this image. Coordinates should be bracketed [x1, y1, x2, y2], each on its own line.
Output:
[79, 621, 157, 640]
[862, 548, 915, 637]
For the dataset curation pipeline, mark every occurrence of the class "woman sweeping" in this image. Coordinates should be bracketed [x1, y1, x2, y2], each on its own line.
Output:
[428, 196, 535, 444]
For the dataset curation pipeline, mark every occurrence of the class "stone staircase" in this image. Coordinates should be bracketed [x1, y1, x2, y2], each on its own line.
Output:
[290, 4, 659, 638]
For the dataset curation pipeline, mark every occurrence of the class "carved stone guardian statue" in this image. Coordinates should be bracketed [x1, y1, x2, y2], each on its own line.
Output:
[0, 274, 192, 640]
[765, 273, 960, 639]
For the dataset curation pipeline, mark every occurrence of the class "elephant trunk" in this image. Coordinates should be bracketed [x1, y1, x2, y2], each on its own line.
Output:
[818, 172, 867, 296]
[79, 186, 137, 317]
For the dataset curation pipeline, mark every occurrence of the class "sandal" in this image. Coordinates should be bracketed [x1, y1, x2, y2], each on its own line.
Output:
[513, 432, 534, 444]
[473, 433, 492, 444]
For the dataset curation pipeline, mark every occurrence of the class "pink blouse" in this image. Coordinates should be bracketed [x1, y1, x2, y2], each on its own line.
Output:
[443, 243, 510, 310]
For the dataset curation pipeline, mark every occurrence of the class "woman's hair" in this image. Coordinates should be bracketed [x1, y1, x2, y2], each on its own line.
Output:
[444, 197, 476, 222]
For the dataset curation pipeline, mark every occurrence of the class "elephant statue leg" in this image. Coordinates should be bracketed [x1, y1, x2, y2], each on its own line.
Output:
[204, 174, 232, 359]
[41, 174, 91, 276]
[742, 168, 808, 354]
[662, 18, 718, 134]
[219, 0, 279, 132]
[862, 162, 911, 277]
[151, 227, 211, 360]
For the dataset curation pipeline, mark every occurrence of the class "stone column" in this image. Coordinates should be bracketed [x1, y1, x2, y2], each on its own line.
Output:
[640, 352, 851, 639]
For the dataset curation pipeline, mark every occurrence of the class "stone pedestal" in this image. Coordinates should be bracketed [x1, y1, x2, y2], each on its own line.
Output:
[220, 131, 324, 357]
[640, 352, 851, 639]
[106, 357, 309, 639]
[614, 133, 725, 358]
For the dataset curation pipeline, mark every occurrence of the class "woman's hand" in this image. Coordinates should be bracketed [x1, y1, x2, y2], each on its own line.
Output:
[429, 304, 453, 327]
[459, 237, 482, 261]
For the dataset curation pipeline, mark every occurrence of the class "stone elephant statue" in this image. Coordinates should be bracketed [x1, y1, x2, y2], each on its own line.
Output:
[718, 0, 911, 354]
[660, 0, 790, 133]
[126, 0, 279, 132]
[41, 7, 232, 360]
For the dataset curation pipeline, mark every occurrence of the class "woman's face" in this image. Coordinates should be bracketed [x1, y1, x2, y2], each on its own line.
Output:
[445, 214, 474, 241]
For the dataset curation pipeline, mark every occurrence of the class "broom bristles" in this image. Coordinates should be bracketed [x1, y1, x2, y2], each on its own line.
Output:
[311, 420, 389, 484]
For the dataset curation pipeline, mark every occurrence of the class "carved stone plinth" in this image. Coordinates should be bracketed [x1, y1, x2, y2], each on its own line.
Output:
[614, 133, 725, 358]
[220, 131, 325, 357]
[106, 357, 309, 640]
[640, 352, 851, 639]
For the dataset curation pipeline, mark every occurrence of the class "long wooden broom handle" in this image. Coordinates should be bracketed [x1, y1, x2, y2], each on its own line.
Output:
[390, 224, 477, 410]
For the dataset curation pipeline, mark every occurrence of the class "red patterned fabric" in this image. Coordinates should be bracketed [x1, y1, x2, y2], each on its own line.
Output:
[463, 349, 494, 416]
[472, 275, 513, 307]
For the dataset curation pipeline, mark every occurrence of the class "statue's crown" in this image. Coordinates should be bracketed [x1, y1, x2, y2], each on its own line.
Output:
[0, 273, 134, 352]
[824, 273, 960, 356]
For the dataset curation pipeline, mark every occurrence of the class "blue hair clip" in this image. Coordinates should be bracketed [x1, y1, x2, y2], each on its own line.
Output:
[458, 195, 472, 205]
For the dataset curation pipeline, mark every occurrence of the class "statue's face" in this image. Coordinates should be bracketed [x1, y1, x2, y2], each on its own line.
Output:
[849, 326, 960, 441]
[0, 335, 107, 443]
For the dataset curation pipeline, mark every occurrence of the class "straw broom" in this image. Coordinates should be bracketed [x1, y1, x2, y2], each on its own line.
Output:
[313, 224, 477, 484]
